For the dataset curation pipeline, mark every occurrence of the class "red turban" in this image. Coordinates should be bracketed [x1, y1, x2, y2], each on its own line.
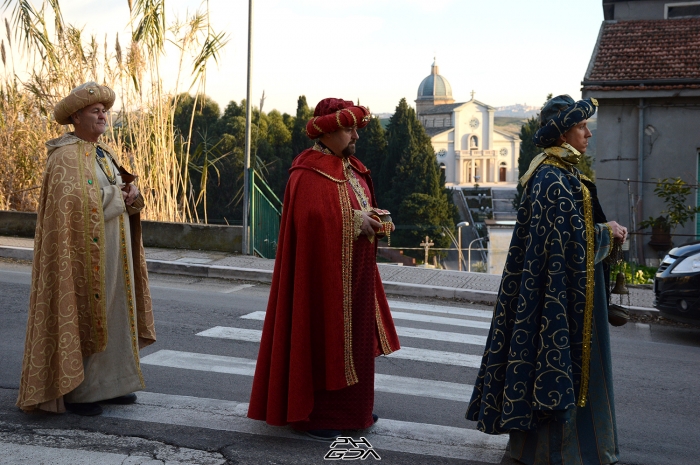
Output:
[305, 98, 371, 139]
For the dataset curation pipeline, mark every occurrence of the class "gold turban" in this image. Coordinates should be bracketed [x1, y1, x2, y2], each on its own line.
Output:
[54, 82, 116, 125]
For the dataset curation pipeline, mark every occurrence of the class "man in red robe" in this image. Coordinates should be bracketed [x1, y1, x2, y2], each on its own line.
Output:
[248, 98, 400, 441]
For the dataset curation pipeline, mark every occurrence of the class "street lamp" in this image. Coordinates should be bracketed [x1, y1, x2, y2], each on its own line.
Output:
[456, 221, 469, 271]
[468, 237, 487, 273]
[242, 0, 255, 255]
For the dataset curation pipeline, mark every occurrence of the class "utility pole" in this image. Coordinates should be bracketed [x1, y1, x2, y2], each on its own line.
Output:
[242, 0, 254, 255]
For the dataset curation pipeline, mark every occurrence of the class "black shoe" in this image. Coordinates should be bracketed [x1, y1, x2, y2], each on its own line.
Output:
[102, 393, 137, 405]
[305, 429, 342, 441]
[372, 413, 378, 424]
[64, 402, 103, 416]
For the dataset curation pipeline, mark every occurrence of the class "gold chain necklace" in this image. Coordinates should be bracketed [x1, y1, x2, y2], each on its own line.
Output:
[344, 161, 371, 211]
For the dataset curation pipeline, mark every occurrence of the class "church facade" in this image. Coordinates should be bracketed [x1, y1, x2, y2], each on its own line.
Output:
[416, 61, 520, 186]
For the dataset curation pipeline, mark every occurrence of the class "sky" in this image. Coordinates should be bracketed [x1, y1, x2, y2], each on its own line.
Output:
[7, 0, 606, 115]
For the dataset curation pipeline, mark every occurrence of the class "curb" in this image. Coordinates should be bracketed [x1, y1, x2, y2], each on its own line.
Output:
[146, 259, 273, 283]
[0, 245, 658, 316]
[0, 246, 33, 261]
[382, 281, 498, 305]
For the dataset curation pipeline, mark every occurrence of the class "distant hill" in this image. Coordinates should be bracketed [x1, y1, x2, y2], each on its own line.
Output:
[494, 116, 527, 135]
[495, 104, 539, 118]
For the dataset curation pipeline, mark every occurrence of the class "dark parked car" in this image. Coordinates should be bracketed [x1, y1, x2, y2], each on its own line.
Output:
[654, 241, 700, 324]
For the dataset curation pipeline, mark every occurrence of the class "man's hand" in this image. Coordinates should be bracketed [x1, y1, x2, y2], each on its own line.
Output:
[360, 211, 381, 237]
[121, 183, 140, 206]
[607, 220, 627, 243]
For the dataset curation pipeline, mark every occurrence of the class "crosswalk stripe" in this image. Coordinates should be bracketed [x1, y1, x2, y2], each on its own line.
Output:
[240, 310, 491, 330]
[100, 391, 508, 463]
[387, 300, 493, 319]
[197, 325, 487, 346]
[140, 350, 473, 401]
[387, 346, 483, 368]
[141, 350, 255, 375]
[197, 326, 261, 342]
[196, 327, 482, 367]
[395, 326, 487, 345]
[375, 373, 472, 402]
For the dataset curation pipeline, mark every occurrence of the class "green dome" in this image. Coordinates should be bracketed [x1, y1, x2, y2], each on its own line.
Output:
[417, 60, 453, 100]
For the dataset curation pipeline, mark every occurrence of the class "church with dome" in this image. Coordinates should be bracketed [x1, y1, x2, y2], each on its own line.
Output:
[416, 60, 520, 186]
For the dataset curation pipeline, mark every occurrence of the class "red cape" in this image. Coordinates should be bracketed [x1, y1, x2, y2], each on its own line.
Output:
[247, 149, 400, 426]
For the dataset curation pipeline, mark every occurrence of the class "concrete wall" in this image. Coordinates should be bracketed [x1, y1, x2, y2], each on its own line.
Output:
[591, 97, 700, 264]
[0, 211, 243, 253]
[485, 221, 514, 275]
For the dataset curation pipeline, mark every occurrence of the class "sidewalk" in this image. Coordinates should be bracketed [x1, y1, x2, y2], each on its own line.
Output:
[0, 235, 657, 314]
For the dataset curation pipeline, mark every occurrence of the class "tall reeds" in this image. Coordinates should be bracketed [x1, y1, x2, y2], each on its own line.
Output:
[0, 0, 228, 222]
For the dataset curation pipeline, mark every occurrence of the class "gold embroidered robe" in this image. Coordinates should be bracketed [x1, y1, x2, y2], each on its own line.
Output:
[17, 133, 155, 412]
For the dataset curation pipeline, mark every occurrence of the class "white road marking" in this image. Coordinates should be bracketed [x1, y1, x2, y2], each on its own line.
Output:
[197, 326, 261, 342]
[198, 325, 487, 346]
[375, 373, 472, 402]
[388, 299, 493, 319]
[222, 284, 255, 293]
[390, 311, 492, 329]
[100, 391, 508, 463]
[240, 310, 491, 330]
[394, 326, 487, 345]
[196, 327, 482, 367]
[239, 311, 266, 321]
[140, 350, 472, 401]
[387, 346, 483, 368]
[141, 350, 256, 376]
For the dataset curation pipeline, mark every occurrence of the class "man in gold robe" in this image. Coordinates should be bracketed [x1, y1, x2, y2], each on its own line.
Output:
[17, 82, 156, 416]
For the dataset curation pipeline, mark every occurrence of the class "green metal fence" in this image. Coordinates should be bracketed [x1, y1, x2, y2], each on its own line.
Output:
[250, 170, 282, 258]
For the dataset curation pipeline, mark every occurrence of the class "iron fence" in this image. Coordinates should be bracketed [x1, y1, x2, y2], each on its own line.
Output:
[250, 170, 282, 258]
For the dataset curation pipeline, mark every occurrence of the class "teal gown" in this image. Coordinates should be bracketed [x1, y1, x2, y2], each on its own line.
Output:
[509, 238, 619, 465]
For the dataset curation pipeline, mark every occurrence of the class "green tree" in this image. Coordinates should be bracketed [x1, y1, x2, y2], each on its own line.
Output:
[354, 116, 386, 182]
[172, 93, 221, 152]
[291, 95, 313, 156]
[382, 98, 454, 254]
[515, 115, 540, 204]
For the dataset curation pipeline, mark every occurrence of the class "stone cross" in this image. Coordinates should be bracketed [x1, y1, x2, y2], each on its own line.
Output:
[420, 236, 434, 266]
[470, 89, 476, 100]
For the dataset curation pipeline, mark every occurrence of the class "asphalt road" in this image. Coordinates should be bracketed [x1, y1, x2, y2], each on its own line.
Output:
[0, 259, 699, 465]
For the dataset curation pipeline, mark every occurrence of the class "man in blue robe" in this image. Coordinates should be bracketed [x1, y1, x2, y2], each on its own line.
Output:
[466, 95, 627, 465]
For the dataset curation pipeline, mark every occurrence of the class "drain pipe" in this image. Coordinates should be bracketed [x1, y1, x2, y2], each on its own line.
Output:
[637, 98, 645, 264]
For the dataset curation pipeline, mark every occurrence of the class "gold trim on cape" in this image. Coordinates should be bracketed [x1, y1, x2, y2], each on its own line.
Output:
[578, 181, 595, 407]
[337, 182, 358, 386]
[119, 213, 145, 387]
[375, 297, 393, 355]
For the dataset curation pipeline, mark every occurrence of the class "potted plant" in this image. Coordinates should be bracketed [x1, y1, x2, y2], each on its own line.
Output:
[641, 215, 672, 251]
[639, 177, 700, 252]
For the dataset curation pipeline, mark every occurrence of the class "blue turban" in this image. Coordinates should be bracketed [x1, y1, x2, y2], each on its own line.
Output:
[533, 95, 598, 148]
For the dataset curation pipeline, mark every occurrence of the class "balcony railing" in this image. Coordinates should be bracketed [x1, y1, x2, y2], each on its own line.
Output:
[456, 150, 496, 157]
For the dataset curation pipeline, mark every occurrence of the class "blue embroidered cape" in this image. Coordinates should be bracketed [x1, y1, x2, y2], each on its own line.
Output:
[466, 155, 612, 435]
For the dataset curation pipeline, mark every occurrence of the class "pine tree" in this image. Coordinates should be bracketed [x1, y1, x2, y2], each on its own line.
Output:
[382, 98, 454, 253]
[291, 95, 313, 156]
[516, 115, 541, 203]
[354, 116, 386, 187]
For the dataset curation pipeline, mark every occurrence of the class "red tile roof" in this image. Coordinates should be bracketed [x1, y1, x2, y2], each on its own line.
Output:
[583, 18, 700, 90]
